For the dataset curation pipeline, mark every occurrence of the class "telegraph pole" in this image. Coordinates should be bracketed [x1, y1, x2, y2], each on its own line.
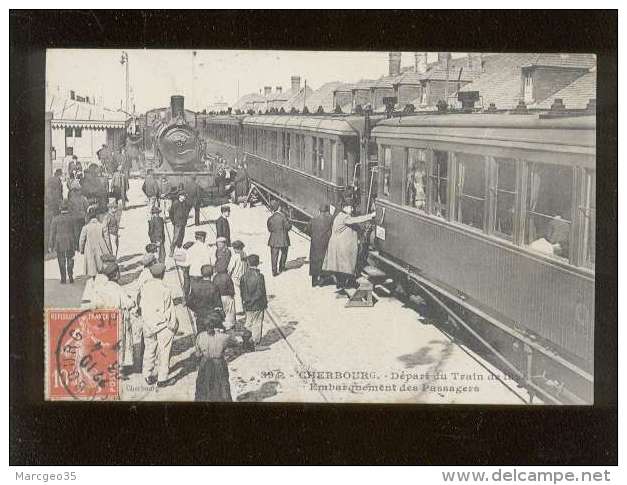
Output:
[120, 51, 129, 114]
[192, 50, 197, 110]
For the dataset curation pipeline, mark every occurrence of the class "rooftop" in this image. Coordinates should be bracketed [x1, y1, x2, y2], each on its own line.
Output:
[530, 71, 597, 110]
[46, 94, 127, 128]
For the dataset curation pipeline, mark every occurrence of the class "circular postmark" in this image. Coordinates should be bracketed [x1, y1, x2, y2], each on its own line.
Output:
[50, 308, 121, 401]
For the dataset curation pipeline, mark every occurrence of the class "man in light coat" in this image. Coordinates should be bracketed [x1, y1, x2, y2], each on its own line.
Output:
[89, 262, 136, 373]
[79, 208, 112, 278]
[322, 202, 375, 289]
[139, 262, 179, 387]
[187, 231, 214, 284]
[227, 240, 248, 315]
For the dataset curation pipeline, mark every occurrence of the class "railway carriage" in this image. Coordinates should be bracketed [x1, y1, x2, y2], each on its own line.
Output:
[199, 114, 246, 166]
[370, 114, 596, 403]
[241, 115, 379, 221]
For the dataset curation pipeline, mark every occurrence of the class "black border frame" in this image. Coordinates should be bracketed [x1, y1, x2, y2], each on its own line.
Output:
[10, 10, 617, 465]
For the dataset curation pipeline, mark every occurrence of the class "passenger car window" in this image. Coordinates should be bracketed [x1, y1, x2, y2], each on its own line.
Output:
[405, 148, 427, 210]
[526, 162, 573, 261]
[382, 147, 392, 198]
[581, 170, 595, 267]
[455, 153, 486, 230]
[493, 158, 517, 240]
[429, 151, 449, 218]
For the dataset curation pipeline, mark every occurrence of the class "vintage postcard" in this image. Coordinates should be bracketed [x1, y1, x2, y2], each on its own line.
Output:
[43, 49, 596, 405]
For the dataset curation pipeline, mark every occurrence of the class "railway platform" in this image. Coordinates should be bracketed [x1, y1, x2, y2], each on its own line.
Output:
[44, 178, 529, 404]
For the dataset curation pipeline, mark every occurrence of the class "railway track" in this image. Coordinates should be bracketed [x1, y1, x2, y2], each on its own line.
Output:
[162, 198, 329, 402]
[248, 186, 531, 404]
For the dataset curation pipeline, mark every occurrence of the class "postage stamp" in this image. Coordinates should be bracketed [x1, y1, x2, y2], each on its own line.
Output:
[45, 309, 121, 401]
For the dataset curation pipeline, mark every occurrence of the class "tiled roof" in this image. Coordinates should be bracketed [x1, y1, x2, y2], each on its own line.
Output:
[281, 85, 315, 111]
[233, 92, 265, 110]
[352, 79, 376, 90]
[268, 90, 290, 102]
[303, 81, 345, 112]
[458, 53, 540, 109]
[395, 71, 423, 85]
[524, 53, 596, 70]
[530, 71, 596, 110]
[459, 53, 596, 110]
[46, 94, 127, 125]
[373, 75, 401, 89]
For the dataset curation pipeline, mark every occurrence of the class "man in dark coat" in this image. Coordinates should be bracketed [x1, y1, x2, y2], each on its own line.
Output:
[187, 264, 224, 334]
[142, 168, 161, 214]
[184, 175, 202, 226]
[168, 191, 191, 257]
[239, 254, 267, 348]
[45, 169, 64, 248]
[148, 206, 166, 263]
[49, 200, 77, 284]
[215, 205, 231, 246]
[308, 204, 334, 287]
[266, 200, 292, 276]
[46, 169, 64, 216]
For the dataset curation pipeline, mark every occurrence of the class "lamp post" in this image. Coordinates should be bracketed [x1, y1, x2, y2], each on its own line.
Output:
[120, 51, 129, 115]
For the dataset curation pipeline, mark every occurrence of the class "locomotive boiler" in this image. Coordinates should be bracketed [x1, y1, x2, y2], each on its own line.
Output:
[153, 95, 204, 171]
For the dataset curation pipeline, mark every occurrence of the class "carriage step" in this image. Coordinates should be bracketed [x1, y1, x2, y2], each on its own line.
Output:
[363, 265, 387, 280]
[345, 278, 375, 308]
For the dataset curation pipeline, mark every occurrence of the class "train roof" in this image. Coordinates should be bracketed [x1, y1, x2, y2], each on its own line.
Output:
[373, 113, 596, 131]
[373, 113, 596, 165]
[243, 115, 384, 137]
[202, 114, 247, 125]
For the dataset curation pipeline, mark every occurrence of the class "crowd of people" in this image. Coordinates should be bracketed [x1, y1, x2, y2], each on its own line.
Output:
[46, 152, 376, 402]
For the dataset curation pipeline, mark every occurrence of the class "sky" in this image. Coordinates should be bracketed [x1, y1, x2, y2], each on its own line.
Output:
[46, 49, 464, 113]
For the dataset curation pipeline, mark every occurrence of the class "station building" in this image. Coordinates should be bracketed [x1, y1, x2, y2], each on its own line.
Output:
[46, 89, 126, 174]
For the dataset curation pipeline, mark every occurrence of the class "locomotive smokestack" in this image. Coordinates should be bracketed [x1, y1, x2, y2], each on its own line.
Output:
[171, 95, 185, 119]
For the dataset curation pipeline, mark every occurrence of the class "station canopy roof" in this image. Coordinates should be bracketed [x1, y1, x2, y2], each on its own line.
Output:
[47, 94, 127, 129]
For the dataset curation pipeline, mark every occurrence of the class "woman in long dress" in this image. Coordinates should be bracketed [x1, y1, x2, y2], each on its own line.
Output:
[194, 316, 241, 402]
[322, 202, 375, 289]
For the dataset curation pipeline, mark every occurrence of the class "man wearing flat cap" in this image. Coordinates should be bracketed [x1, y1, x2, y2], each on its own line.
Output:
[239, 254, 268, 349]
[308, 203, 334, 287]
[139, 262, 179, 387]
[135, 253, 157, 306]
[89, 261, 136, 373]
[215, 205, 231, 246]
[187, 230, 214, 284]
[266, 200, 292, 276]
[187, 264, 224, 334]
[168, 190, 191, 257]
[214, 236, 231, 274]
[148, 206, 166, 263]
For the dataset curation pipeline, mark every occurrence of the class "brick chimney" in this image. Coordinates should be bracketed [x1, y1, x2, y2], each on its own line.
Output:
[468, 53, 483, 72]
[291, 76, 301, 93]
[389, 52, 402, 77]
[414, 52, 428, 74]
[437, 52, 451, 70]
[264, 86, 272, 97]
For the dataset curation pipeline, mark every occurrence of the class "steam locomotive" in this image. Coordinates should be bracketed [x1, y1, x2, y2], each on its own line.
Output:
[138, 96, 229, 203]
